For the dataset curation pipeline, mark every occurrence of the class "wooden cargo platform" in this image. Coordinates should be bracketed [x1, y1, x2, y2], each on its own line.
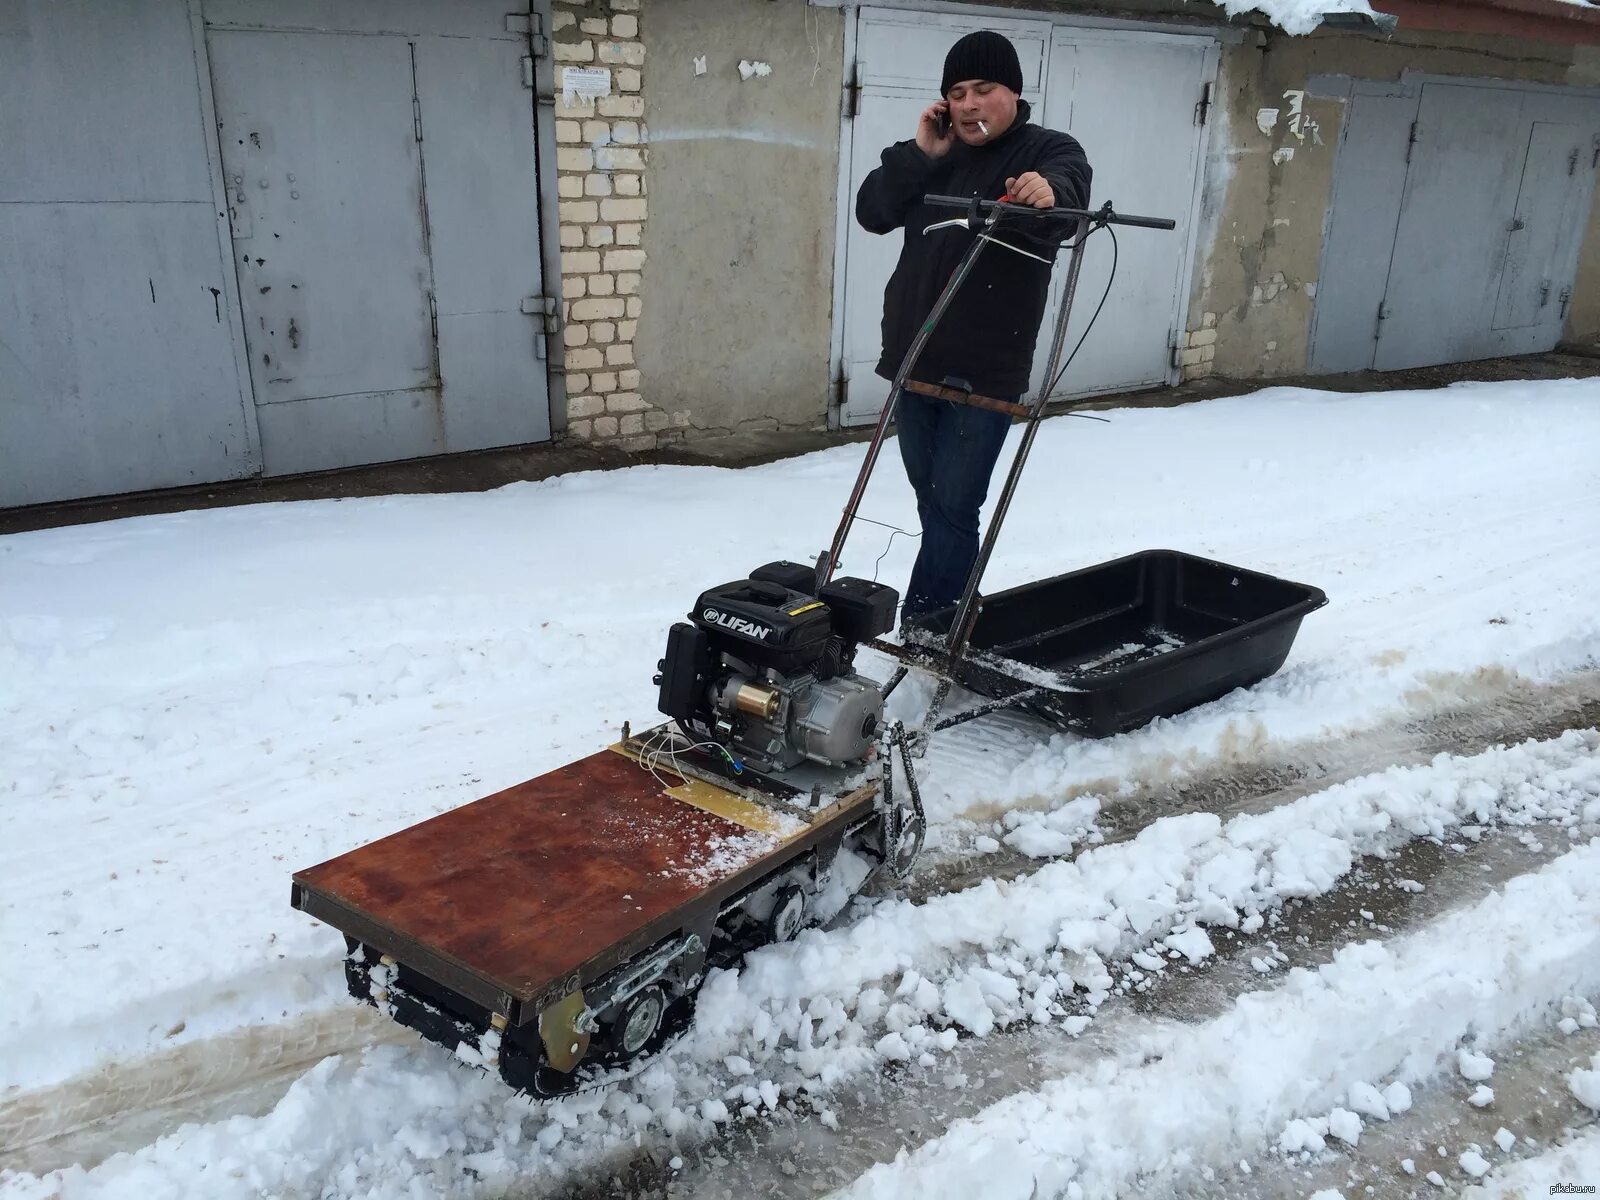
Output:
[291, 736, 876, 1026]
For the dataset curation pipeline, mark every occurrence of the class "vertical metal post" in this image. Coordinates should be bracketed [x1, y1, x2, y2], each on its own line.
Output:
[938, 216, 1092, 681]
[816, 209, 1001, 589]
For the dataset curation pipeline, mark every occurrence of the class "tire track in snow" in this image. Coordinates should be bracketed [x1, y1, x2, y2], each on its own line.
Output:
[1, 1006, 408, 1178]
[908, 672, 1600, 902]
[1183, 1018, 1600, 1199]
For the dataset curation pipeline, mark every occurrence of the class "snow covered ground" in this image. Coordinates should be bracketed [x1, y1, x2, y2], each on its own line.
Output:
[3, 378, 1600, 1198]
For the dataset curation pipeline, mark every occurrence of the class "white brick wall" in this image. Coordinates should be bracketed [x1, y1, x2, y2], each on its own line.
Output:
[551, 0, 685, 452]
[1180, 311, 1220, 381]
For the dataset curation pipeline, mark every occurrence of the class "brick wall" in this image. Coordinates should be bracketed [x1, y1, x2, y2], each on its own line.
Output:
[1180, 312, 1218, 381]
[550, 0, 690, 452]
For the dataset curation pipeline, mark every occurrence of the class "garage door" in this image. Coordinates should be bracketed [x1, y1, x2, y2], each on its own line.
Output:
[206, 1, 554, 475]
[1310, 79, 1600, 374]
[0, 0, 257, 508]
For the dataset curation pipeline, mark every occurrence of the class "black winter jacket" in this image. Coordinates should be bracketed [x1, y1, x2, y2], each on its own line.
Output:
[855, 101, 1091, 397]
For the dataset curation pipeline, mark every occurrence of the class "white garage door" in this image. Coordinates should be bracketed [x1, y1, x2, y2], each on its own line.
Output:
[838, 8, 1214, 426]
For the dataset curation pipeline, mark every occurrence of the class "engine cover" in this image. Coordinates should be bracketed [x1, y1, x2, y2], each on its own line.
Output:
[655, 563, 899, 774]
[718, 672, 883, 773]
[693, 579, 832, 675]
[790, 674, 883, 765]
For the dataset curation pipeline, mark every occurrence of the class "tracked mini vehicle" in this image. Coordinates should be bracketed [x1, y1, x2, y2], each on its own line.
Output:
[292, 196, 1324, 1095]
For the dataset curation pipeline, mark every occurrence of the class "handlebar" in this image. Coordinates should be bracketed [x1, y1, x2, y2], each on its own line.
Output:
[923, 195, 1176, 231]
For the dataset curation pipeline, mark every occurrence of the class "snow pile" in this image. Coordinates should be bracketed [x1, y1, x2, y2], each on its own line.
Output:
[1001, 796, 1102, 859]
[1463, 1127, 1600, 1199]
[1571, 1052, 1600, 1112]
[1459, 1049, 1496, 1082]
[1202, 0, 1379, 37]
[1277, 1082, 1412, 1155]
[1559, 995, 1599, 1036]
[837, 837, 1600, 1200]
[682, 730, 1600, 1080]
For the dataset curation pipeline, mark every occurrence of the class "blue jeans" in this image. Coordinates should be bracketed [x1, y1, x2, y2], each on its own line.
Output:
[894, 388, 1014, 623]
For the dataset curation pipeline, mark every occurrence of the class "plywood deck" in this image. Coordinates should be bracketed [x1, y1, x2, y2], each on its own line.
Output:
[293, 746, 789, 1005]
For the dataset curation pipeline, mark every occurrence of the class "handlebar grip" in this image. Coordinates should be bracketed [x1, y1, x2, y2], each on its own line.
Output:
[1110, 214, 1177, 230]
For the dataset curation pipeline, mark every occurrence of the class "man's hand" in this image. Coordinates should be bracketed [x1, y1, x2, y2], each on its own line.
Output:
[1005, 172, 1055, 209]
[916, 102, 954, 159]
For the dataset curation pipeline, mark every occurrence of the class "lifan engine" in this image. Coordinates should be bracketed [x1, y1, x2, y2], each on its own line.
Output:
[654, 561, 898, 773]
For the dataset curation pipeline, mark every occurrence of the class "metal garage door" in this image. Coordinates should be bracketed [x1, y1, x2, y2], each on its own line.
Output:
[1310, 79, 1600, 374]
[205, 1, 553, 475]
[0, 0, 555, 509]
[1037, 27, 1213, 402]
[0, 0, 257, 508]
[837, 7, 1214, 426]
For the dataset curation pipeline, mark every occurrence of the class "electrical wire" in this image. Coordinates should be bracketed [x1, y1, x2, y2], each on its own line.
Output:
[639, 726, 743, 792]
[1045, 223, 1119, 401]
[971, 214, 1119, 403]
[847, 513, 920, 583]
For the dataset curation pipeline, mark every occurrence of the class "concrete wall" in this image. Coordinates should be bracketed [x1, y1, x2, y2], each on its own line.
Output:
[1189, 27, 1600, 378]
[633, 0, 845, 438]
[1567, 173, 1600, 349]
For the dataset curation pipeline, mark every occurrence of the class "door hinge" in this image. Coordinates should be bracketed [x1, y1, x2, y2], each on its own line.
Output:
[1560, 286, 1572, 320]
[522, 294, 562, 335]
[1539, 279, 1552, 308]
[428, 291, 439, 342]
[1569, 147, 1580, 177]
[523, 55, 536, 90]
[1194, 82, 1212, 127]
[1375, 300, 1390, 337]
[1405, 121, 1419, 164]
[508, 12, 548, 56]
[844, 60, 863, 120]
[832, 362, 848, 410]
[1168, 328, 1182, 370]
[412, 94, 423, 142]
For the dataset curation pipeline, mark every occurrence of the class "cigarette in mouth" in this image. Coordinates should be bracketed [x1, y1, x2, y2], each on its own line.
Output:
[978, 120, 989, 136]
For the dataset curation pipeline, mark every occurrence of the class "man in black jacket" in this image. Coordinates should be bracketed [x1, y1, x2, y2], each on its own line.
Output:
[856, 30, 1091, 626]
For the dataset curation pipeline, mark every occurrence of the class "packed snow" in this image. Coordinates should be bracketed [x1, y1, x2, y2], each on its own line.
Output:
[3, 379, 1600, 1196]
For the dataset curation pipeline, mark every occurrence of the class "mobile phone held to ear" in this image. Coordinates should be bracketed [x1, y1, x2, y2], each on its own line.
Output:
[935, 108, 951, 137]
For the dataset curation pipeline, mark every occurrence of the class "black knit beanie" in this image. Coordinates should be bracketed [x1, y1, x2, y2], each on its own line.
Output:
[940, 31, 1024, 97]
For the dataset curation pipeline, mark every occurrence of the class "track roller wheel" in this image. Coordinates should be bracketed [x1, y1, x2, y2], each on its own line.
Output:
[767, 884, 807, 943]
[608, 985, 667, 1059]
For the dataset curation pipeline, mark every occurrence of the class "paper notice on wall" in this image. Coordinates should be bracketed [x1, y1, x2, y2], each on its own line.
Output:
[1282, 89, 1322, 144]
[1272, 146, 1296, 166]
[561, 66, 612, 104]
[1256, 108, 1281, 135]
